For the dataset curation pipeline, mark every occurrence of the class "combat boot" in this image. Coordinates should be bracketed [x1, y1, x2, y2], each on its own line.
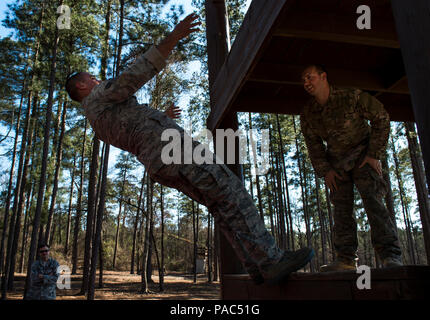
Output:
[382, 256, 403, 268]
[260, 247, 314, 285]
[320, 259, 357, 272]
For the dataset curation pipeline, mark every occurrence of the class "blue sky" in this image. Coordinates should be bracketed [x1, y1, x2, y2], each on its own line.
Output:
[0, 1, 195, 38]
[0, 0, 13, 38]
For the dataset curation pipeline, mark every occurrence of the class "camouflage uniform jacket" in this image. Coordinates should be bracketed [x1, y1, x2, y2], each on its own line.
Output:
[28, 258, 60, 300]
[81, 46, 168, 174]
[300, 86, 390, 178]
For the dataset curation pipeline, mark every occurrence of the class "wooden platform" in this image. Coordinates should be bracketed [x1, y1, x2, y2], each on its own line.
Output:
[222, 266, 430, 300]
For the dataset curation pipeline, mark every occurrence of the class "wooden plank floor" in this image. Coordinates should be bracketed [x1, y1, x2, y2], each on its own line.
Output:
[221, 266, 430, 300]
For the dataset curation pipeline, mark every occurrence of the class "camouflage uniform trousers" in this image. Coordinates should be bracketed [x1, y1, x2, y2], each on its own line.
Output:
[152, 161, 284, 279]
[329, 157, 401, 263]
[144, 113, 283, 279]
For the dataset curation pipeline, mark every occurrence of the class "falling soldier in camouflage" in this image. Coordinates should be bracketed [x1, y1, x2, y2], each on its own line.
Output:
[65, 14, 314, 285]
[300, 65, 402, 271]
[27, 244, 60, 300]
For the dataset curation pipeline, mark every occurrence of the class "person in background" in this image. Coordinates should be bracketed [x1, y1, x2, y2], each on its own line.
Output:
[27, 244, 60, 300]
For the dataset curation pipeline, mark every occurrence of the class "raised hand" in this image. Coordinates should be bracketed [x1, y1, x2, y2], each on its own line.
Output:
[164, 104, 182, 119]
[157, 13, 201, 59]
[170, 13, 201, 41]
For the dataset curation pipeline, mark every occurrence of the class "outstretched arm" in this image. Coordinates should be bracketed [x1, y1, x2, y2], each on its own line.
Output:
[91, 13, 201, 105]
[157, 13, 200, 59]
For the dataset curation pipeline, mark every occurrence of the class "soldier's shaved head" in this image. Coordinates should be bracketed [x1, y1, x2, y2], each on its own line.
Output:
[302, 64, 328, 79]
[65, 72, 86, 102]
[65, 72, 100, 102]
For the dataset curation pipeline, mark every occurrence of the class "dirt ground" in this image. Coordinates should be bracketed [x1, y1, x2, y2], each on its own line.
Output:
[6, 271, 221, 300]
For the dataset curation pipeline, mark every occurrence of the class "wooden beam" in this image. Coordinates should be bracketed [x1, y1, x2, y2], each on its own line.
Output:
[392, 0, 430, 264]
[274, 28, 400, 48]
[207, 0, 296, 131]
[274, 9, 399, 48]
[249, 63, 409, 94]
[205, 0, 230, 90]
[205, 0, 245, 285]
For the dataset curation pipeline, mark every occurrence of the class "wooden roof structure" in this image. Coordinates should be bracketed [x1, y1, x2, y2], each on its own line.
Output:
[207, 0, 413, 132]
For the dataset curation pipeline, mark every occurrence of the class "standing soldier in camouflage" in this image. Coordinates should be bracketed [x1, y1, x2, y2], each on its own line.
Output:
[27, 244, 60, 300]
[300, 65, 403, 272]
[65, 13, 314, 285]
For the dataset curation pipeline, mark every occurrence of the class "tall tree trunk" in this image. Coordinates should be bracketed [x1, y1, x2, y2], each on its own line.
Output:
[111, 0, 125, 270]
[159, 185, 165, 291]
[207, 211, 212, 283]
[405, 122, 430, 264]
[113, 201, 123, 269]
[381, 152, 397, 224]
[64, 156, 77, 255]
[141, 177, 153, 293]
[72, 120, 88, 274]
[213, 223, 219, 282]
[24, 2, 62, 297]
[293, 116, 314, 272]
[315, 174, 327, 265]
[0, 1, 44, 279]
[136, 181, 145, 276]
[0, 91, 31, 298]
[192, 201, 197, 283]
[45, 100, 67, 244]
[276, 114, 295, 250]
[265, 174, 275, 237]
[88, 0, 112, 298]
[131, 172, 145, 274]
[0, 81, 25, 277]
[88, 142, 108, 300]
[248, 113, 264, 218]
[81, 134, 100, 295]
[19, 183, 33, 273]
[7, 94, 38, 290]
[98, 237, 104, 288]
[146, 195, 155, 284]
[269, 144, 280, 244]
[269, 124, 286, 248]
[391, 136, 416, 264]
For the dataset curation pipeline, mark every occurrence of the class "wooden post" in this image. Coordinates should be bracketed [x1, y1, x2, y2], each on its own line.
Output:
[391, 0, 430, 264]
[391, 1, 430, 193]
[205, 0, 246, 289]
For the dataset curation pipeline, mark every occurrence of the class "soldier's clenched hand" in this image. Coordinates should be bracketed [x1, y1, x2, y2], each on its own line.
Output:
[325, 169, 344, 192]
[359, 155, 382, 176]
